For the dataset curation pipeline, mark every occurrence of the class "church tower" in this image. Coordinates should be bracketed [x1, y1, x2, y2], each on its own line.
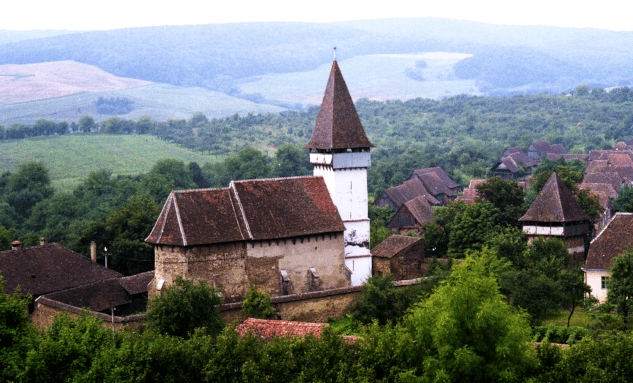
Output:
[305, 59, 373, 286]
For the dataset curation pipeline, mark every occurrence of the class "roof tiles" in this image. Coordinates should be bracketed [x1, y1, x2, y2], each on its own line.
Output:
[236, 318, 328, 339]
[305, 61, 373, 150]
[519, 172, 589, 223]
[0, 243, 121, 296]
[371, 235, 422, 259]
[146, 176, 345, 246]
[584, 213, 633, 270]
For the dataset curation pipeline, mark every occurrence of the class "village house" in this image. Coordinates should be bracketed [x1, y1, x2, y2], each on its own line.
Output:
[527, 141, 567, 160]
[0, 241, 122, 313]
[371, 235, 425, 280]
[407, 167, 460, 205]
[386, 195, 434, 234]
[582, 213, 633, 302]
[519, 172, 590, 263]
[146, 59, 375, 297]
[373, 177, 440, 211]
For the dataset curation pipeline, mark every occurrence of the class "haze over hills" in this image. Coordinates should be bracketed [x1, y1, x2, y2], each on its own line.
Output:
[1, 18, 632, 124]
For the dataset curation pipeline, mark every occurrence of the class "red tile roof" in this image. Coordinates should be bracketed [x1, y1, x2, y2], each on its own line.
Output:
[0, 243, 122, 296]
[371, 235, 422, 259]
[236, 318, 328, 339]
[305, 61, 373, 150]
[146, 176, 345, 246]
[584, 213, 633, 270]
[519, 172, 589, 223]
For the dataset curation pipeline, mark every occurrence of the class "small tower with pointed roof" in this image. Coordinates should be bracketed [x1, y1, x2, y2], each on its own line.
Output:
[519, 172, 590, 262]
[305, 59, 373, 286]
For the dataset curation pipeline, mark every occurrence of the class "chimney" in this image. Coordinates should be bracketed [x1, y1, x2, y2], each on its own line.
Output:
[11, 241, 22, 251]
[40, 237, 46, 246]
[90, 241, 97, 263]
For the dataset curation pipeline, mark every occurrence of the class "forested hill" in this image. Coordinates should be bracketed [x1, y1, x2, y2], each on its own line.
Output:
[2, 18, 633, 95]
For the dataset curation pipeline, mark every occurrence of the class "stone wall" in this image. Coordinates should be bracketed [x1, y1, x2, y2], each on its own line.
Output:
[31, 297, 144, 330]
[219, 278, 420, 324]
[153, 233, 349, 299]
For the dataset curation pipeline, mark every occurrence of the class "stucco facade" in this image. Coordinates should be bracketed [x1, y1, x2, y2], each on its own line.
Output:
[584, 270, 610, 303]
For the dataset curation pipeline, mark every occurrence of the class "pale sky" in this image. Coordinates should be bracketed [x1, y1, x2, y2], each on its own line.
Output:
[2, 0, 631, 31]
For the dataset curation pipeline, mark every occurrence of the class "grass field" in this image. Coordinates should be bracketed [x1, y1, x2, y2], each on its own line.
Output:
[0, 134, 225, 192]
[239, 52, 481, 106]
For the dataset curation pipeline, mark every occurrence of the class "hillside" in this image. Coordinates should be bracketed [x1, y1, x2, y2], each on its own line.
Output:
[0, 134, 224, 192]
[1, 18, 632, 97]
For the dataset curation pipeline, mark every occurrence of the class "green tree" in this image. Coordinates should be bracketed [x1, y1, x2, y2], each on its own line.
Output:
[272, 144, 310, 178]
[475, 176, 526, 227]
[0, 274, 35, 381]
[607, 250, 633, 318]
[78, 115, 97, 133]
[403, 250, 535, 381]
[241, 285, 276, 319]
[146, 277, 224, 338]
[447, 201, 501, 258]
[150, 158, 196, 190]
[560, 268, 591, 327]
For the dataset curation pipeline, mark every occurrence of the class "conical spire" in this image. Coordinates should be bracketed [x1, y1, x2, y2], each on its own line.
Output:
[519, 172, 589, 223]
[305, 61, 373, 150]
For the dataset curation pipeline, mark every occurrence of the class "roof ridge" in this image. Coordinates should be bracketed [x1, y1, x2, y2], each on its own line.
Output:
[172, 193, 187, 247]
[229, 182, 253, 240]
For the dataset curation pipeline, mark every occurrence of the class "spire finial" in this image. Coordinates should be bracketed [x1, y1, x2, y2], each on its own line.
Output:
[333, 46, 336, 61]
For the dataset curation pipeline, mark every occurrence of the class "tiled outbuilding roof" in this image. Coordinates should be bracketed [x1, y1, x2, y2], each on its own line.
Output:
[146, 176, 345, 246]
[546, 153, 590, 162]
[42, 271, 153, 312]
[519, 172, 589, 223]
[584, 213, 633, 270]
[0, 243, 121, 296]
[119, 271, 154, 295]
[583, 172, 623, 192]
[412, 167, 459, 189]
[371, 235, 422, 259]
[403, 196, 434, 224]
[578, 183, 618, 199]
[379, 178, 440, 209]
[305, 61, 373, 150]
[236, 318, 327, 339]
[43, 279, 131, 312]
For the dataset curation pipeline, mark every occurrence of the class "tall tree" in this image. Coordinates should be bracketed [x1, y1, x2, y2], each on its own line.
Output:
[607, 250, 633, 318]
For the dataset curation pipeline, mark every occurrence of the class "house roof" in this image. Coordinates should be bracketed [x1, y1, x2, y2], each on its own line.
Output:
[468, 179, 487, 189]
[119, 271, 154, 295]
[583, 172, 623, 192]
[236, 318, 328, 339]
[146, 176, 345, 246]
[41, 271, 153, 313]
[584, 213, 633, 270]
[380, 178, 440, 209]
[578, 183, 618, 199]
[403, 196, 434, 224]
[43, 278, 132, 312]
[495, 157, 520, 173]
[519, 172, 589, 223]
[503, 147, 523, 156]
[546, 153, 589, 162]
[412, 167, 459, 189]
[371, 235, 422, 259]
[529, 141, 567, 155]
[0, 243, 122, 296]
[304, 61, 373, 150]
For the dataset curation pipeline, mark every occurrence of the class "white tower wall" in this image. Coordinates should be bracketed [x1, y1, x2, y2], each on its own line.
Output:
[311, 151, 372, 285]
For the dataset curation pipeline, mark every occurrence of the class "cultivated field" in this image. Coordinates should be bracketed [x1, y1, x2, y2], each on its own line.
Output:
[0, 61, 152, 104]
[0, 134, 225, 192]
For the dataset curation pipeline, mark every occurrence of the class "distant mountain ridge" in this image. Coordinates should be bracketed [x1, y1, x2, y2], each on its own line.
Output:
[1, 18, 632, 97]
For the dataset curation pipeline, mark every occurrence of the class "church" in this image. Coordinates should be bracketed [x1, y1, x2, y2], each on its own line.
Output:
[146, 59, 373, 298]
